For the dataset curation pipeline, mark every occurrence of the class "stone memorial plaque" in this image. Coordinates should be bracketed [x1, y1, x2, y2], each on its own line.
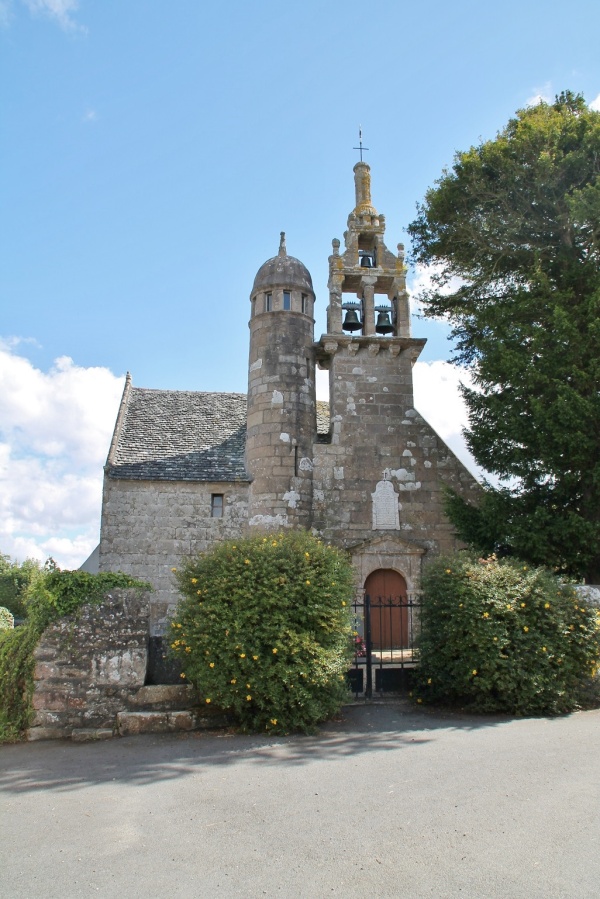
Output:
[371, 479, 400, 530]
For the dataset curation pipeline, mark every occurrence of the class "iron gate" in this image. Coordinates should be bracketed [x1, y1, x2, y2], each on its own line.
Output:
[348, 593, 420, 697]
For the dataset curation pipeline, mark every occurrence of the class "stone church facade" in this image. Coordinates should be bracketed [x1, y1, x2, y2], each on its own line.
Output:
[99, 162, 478, 635]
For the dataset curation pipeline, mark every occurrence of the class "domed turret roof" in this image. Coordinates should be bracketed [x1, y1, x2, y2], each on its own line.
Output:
[252, 233, 313, 294]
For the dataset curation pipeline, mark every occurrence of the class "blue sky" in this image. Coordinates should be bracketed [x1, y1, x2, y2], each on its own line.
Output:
[1, 0, 599, 567]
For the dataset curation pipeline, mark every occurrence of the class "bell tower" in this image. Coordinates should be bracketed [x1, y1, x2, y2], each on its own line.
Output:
[326, 161, 411, 339]
[313, 162, 428, 538]
[246, 233, 316, 529]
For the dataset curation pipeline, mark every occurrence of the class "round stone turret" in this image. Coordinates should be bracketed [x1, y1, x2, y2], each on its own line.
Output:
[252, 232, 314, 295]
[246, 233, 316, 530]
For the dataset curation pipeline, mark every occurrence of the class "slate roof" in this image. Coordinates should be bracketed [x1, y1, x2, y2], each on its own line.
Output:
[107, 387, 249, 482]
[107, 381, 331, 482]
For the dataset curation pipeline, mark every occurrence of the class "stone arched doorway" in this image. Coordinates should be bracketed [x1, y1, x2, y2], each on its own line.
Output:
[364, 568, 409, 650]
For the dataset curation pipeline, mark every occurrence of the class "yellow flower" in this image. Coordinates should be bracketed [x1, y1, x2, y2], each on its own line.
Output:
[417, 698, 423, 704]
[232, 545, 236, 550]
[472, 669, 477, 676]
[542, 647, 547, 652]
[341, 601, 346, 606]
[185, 647, 191, 653]
[231, 678, 237, 684]
[209, 662, 215, 668]
[521, 603, 526, 608]
[306, 580, 311, 585]
[445, 569, 452, 574]
[197, 590, 202, 595]
[506, 604, 512, 610]
[171, 567, 177, 572]
[205, 698, 211, 704]
[545, 603, 550, 609]
[270, 719, 277, 725]
[180, 673, 186, 679]
[253, 655, 259, 660]
[305, 552, 310, 559]
[483, 612, 489, 618]
[523, 626, 529, 632]
[493, 636, 498, 642]
[427, 678, 432, 685]
[240, 653, 246, 658]
[246, 695, 252, 701]
[272, 648, 278, 654]
[244, 559, 251, 565]
[191, 578, 198, 584]
[272, 541, 278, 546]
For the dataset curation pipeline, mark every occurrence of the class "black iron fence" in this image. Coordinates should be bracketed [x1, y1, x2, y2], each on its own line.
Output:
[348, 593, 420, 698]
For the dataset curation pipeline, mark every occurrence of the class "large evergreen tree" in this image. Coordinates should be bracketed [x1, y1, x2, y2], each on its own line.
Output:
[408, 92, 600, 583]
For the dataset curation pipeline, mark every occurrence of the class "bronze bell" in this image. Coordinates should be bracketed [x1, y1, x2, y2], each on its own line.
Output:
[360, 253, 373, 268]
[342, 309, 362, 332]
[375, 310, 394, 334]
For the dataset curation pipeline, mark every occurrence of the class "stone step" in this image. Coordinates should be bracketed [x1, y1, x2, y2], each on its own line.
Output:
[116, 709, 232, 736]
[128, 684, 197, 711]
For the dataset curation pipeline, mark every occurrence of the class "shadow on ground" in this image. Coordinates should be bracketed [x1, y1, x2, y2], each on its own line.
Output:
[0, 699, 532, 796]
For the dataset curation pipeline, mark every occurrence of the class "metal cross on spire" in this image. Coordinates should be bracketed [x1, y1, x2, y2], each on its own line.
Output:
[353, 126, 369, 162]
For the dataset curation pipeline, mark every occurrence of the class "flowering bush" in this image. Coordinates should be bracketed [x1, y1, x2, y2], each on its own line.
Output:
[170, 531, 355, 733]
[0, 607, 14, 630]
[414, 553, 600, 715]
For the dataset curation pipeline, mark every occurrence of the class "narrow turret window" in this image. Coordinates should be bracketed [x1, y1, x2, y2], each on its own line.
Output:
[265, 293, 272, 312]
[301, 293, 308, 314]
[283, 290, 291, 311]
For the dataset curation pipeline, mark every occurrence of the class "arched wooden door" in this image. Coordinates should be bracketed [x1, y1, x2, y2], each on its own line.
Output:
[364, 569, 409, 650]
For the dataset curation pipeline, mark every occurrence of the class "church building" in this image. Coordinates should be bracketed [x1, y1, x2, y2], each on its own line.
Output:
[98, 162, 478, 635]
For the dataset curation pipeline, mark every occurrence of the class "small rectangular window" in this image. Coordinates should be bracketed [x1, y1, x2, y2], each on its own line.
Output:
[265, 293, 272, 312]
[301, 294, 307, 314]
[211, 494, 224, 518]
[283, 290, 291, 311]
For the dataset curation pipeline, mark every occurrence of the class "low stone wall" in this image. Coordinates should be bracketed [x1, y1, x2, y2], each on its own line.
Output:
[29, 589, 152, 740]
[29, 588, 232, 741]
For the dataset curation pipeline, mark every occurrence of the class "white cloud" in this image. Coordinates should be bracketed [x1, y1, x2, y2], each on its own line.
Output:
[526, 82, 553, 106]
[407, 263, 464, 317]
[0, 0, 13, 27]
[590, 93, 600, 112]
[21, 0, 84, 32]
[0, 340, 124, 568]
[413, 360, 481, 478]
[82, 107, 97, 123]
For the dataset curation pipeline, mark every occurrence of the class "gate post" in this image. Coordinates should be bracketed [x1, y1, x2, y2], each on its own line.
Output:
[364, 593, 373, 699]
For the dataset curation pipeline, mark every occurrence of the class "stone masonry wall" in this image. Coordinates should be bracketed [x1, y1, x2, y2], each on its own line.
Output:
[29, 589, 151, 740]
[312, 340, 478, 551]
[99, 479, 249, 634]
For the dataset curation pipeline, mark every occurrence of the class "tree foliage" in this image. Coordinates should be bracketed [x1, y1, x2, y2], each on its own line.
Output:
[171, 531, 355, 734]
[0, 553, 44, 619]
[414, 553, 600, 715]
[408, 92, 600, 582]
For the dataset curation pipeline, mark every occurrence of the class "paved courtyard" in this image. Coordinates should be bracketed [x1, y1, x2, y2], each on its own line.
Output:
[1, 701, 599, 898]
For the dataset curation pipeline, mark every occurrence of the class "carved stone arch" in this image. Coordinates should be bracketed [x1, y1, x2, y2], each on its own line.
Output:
[348, 534, 426, 598]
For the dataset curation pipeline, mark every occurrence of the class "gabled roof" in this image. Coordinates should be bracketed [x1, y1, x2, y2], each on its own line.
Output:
[106, 383, 249, 482]
[106, 377, 331, 483]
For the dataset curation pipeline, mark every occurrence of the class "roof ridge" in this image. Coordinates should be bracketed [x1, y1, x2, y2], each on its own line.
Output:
[106, 372, 133, 468]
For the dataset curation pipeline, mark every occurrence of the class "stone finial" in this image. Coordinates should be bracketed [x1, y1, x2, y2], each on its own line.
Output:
[332, 238, 340, 256]
[279, 231, 287, 256]
[353, 162, 377, 216]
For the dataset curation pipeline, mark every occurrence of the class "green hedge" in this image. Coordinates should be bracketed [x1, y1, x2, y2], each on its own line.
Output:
[171, 531, 355, 734]
[414, 553, 600, 715]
